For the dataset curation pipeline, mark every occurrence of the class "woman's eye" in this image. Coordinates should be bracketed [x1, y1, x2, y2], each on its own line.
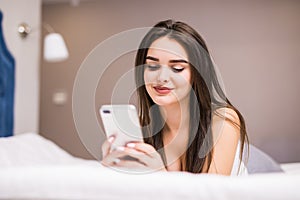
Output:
[172, 66, 184, 73]
[146, 64, 160, 71]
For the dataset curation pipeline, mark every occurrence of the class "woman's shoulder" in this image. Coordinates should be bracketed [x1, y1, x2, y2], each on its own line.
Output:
[211, 107, 241, 147]
[213, 107, 240, 126]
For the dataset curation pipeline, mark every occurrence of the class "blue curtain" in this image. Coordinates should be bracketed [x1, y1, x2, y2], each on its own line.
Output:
[0, 10, 15, 137]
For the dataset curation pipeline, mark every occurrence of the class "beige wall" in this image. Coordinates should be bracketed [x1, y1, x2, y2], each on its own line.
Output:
[0, 0, 41, 135]
[41, 0, 300, 163]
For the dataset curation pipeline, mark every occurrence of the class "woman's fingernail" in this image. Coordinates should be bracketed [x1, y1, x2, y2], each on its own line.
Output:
[116, 146, 125, 151]
[113, 158, 120, 164]
[108, 136, 114, 143]
[126, 143, 135, 148]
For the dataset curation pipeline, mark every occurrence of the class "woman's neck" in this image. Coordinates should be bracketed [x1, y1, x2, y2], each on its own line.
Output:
[159, 98, 190, 137]
[159, 98, 190, 170]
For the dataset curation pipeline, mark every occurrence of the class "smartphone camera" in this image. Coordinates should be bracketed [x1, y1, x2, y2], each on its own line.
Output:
[103, 110, 111, 114]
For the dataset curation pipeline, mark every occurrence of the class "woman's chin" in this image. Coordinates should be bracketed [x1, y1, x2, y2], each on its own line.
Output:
[152, 97, 176, 106]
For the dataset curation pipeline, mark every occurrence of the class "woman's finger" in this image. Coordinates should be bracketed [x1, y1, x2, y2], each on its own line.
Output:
[125, 143, 166, 171]
[116, 147, 152, 166]
[101, 135, 115, 158]
[126, 142, 158, 158]
[101, 146, 141, 166]
[120, 146, 166, 170]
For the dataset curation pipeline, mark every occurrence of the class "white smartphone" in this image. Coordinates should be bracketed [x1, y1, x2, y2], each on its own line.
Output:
[100, 104, 144, 150]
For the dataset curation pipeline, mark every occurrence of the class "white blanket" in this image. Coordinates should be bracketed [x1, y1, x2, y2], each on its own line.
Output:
[0, 133, 299, 200]
[0, 163, 299, 200]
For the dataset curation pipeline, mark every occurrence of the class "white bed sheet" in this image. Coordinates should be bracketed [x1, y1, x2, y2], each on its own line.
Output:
[0, 133, 300, 200]
[0, 162, 300, 200]
[280, 162, 300, 174]
[0, 132, 83, 167]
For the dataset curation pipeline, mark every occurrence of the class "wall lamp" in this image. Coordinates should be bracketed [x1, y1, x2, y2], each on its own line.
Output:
[18, 22, 69, 62]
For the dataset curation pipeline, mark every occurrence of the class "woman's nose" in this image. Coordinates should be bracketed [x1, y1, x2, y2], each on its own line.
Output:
[157, 65, 170, 83]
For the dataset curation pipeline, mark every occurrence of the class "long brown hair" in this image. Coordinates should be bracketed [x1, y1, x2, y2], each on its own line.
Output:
[135, 19, 248, 173]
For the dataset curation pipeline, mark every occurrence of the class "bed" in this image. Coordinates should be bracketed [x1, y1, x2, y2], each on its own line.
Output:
[0, 133, 299, 200]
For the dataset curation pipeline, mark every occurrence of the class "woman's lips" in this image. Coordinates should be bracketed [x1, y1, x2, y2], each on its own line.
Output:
[153, 86, 173, 95]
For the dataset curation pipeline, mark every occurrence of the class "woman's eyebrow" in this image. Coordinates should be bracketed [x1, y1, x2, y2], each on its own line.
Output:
[169, 59, 189, 64]
[146, 56, 188, 64]
[146, 56, 159, 62]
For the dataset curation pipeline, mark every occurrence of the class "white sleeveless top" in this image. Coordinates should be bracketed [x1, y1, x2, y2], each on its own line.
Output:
[230, 142, 248, 176]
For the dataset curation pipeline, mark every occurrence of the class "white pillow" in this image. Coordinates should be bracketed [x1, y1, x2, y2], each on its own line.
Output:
[0, 133, 82, 167]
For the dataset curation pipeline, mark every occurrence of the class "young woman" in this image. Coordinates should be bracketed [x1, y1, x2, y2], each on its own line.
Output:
[101, 19, 248, 175]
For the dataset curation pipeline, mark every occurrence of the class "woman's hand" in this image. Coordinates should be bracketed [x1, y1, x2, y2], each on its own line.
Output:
[101, 136, 167, 172]
[101, 135, 115, 159]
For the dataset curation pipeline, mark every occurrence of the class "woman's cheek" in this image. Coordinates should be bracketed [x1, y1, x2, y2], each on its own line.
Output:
[144, 70, 155, 84]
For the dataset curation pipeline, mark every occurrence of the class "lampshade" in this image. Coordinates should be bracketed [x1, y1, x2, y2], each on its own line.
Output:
[43, 33, 69, 62]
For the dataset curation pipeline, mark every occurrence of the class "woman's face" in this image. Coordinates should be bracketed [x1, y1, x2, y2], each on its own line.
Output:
[144, 37, 192, 106]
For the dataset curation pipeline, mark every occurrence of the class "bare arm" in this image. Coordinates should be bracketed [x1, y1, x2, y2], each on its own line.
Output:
[203, 108, 241, 175]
